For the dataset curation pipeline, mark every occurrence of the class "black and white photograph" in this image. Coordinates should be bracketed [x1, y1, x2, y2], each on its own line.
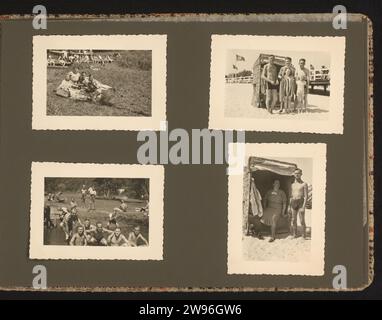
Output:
[47, 49, 152, 117]
[33, 35, 166, 130]
[30, 163, 164, 260]
[209, 36, 345, 134]
[43, 178, 150, 247]
[228, 143, 326, 275]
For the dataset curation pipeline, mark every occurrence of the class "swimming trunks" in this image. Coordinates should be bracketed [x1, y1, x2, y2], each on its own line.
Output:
[290, 198, 304, 210]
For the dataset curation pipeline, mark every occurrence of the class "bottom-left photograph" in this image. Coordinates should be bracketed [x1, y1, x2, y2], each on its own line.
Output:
[30, 162, 164, 260]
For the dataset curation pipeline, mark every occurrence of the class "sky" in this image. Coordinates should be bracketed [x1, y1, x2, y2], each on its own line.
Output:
[272, 157, 313, 185]
[227, 49, 331, 74]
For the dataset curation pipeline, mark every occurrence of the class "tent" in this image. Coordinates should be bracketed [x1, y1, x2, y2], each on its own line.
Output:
[243, 156, 298, 235]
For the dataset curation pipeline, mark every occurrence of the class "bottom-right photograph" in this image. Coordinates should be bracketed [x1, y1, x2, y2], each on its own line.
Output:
[228, 143, 327, 276]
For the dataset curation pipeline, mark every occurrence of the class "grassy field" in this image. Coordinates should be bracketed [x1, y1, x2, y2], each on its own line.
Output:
[47, 50, 152, 116]
[44, 191, 149, 246]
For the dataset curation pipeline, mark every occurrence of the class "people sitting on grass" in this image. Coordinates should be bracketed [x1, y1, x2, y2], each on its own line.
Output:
[55, 70, 113, 104]
[127, 226, 149, 247]
[68, 67, 81, 82]
[70, 226, 87, 246]
[87, 222, 114, 246]
[107, 227, 129, 246]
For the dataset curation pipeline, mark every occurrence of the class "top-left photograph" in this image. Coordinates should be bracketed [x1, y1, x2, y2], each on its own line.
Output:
[32, 35, 167, 130]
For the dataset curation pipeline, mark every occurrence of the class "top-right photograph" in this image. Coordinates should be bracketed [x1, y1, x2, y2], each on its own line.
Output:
[209, 35, 345, 134]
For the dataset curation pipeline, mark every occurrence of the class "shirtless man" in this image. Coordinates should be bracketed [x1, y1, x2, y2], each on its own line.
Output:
[295, 58, 310, 113]
[108, 228, 129, 246]
[127, 226, 148, 247]
[82, 218, 96, 242]
[261, 55, 279, 114]
[70, 226, 87, 246]
[87, 222, 113, 246]
[289, 168, 309, 239]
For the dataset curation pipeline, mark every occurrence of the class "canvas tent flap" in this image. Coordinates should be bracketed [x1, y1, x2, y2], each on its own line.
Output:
[248, 157, 297, 176]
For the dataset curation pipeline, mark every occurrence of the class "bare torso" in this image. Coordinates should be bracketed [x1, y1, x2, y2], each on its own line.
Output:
[291, 180, 307, 199]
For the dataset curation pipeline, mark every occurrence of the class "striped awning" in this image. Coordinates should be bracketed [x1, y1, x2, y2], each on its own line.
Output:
[248, 157, 297, 176]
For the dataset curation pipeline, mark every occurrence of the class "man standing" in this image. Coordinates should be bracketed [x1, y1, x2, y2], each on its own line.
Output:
[88, 186, 97, 212]
[261, 55, 279, 114]
[295, 58, 310, 112]
[289, 168, 309, 239]
[80, 185, 87, 206]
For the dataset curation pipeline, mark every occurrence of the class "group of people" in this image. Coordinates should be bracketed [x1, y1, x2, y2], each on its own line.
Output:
[69, 221, 148, 247]
[44, 185, 150, 246]
[260, 55, 310, 114]
[248, 168, 309, 242]
[48, 51, 116, 67]
[80, 185, 97, 212]
[55, 67, 113, 103]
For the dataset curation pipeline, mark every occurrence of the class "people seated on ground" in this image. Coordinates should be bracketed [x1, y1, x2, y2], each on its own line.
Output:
[108, 227, 129, 246]
[107, 209, 120, 229]
[67, 67, 81, 83]
[70, 226, 87, 246]
[127, 226, 149, 247]
[136, 200, 149, 216]
[78, 72, 88, 87]
[82, 218, 96, 242]
[55, 71, 113, 104]
[56, 74, 73, 98]
[87, 222, 113, 246]
[114, 199, 128, 214]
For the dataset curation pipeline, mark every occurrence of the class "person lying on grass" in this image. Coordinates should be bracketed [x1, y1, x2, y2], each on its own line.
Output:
[55, 72, 113, 104]
[85, 74, 113, 104]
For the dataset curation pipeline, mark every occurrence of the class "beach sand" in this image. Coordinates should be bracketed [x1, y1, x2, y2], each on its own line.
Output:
[243, 209, 312, 262]
[224, 83, 330, 120]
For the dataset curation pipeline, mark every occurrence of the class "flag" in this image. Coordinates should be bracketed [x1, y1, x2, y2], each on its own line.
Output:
[236, 54, 245, 61]
[232, 64, 238, 70]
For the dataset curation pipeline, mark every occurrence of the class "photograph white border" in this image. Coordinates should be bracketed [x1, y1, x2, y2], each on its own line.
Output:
[227, 143, 326, 275]
[30, 162, 164, 260]
[32, 35, 167, 131]
[209, 35, 345, 134]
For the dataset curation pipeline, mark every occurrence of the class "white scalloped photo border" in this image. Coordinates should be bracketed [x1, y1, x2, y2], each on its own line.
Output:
[32, 35, 167, 131]
[29, 162, 164, 260]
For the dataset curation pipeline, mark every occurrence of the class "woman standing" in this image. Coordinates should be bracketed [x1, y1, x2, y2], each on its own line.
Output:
[262, 180, 287, 242]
